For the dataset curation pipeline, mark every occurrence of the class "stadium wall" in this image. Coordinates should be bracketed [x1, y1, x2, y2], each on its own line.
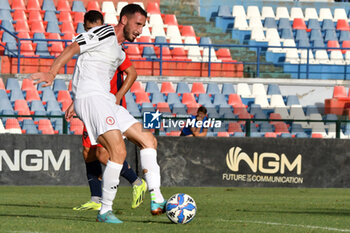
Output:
[1, 134, 350, 188]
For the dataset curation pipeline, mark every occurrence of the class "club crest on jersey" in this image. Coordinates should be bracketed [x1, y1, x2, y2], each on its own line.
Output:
[106, 116, 115, 125]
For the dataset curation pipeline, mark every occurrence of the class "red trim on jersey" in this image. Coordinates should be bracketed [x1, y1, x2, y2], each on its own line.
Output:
[82, 55, 132, 148]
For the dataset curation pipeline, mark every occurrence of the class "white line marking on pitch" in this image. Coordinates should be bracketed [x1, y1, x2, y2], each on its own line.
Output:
[219, 219, 350, 232]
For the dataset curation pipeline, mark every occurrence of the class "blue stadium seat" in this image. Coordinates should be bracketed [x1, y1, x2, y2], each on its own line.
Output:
[2, 32, 17, 43]
[0, 0, 11, 10]
[339, 30, 350, 43]
[305, 105, 319, 116]
[146, 81, 160, 93]
[1, 20, 15, 33]
[167, 93, 181, 104]
[213, 93, 227, 106]
[221, 83, 235, 94]
[46, 100, 62, 113]
[0, 90, 13, 112]
[295, 30, 308, 42]
[176, 82, 190, 94]
[218, 104, 233, 116]
[49, 110, 63, 116]
[264, 17, 277, 29]
[53, 79, 67, 92]
[322, 19, 335, 31]
[41, 88, 57, 102]
[53, 119, 63, 134]
[278, 18, 292, 30]
[291, 123, 304, 134]
[36, 43, 51, 56]
[6, 78, 21, 90]
[197, 93, 212, 105]
[0, 9, 12, 21]
[22, 119, 39, 134]
[199, 37, 212, 45]
[295, 132, 309, 138]
[46, 21, 61, 34]
[125, 91, 136, 103]
[44, 11, 59, 23]
[267, 84, 281, 95]
[259, 122, 273, 132]
[206, 83, 220, 94]
[281, 28, 294, 40]
[4, 42, 18, 56]
[280, 133, 292, 138]
[31, 100, 46, 112]
[312, 39, 325, 49]
[72, 1, 86, 12]
[37, 83, 48, 91]
[298, 39, 310, 48]
[76, 23, 85, 33]
[151, 92, 165, 104]
[171, 102, 187, 115]
[42, 0, 57, 12]
[286, 95, 300, 106]
[142, 47, 157, 60]
[33, 33, 46, 42]
[232, 132, 245, 137]
[324, 29, 337, 42]
[310, 29, 323, 42]
[9, 89, 24, 102]
[141, 102, 155, 113]
[34, 110, 48, 121]
[154, 36, 167, 46]
[308, 19, 321, 30]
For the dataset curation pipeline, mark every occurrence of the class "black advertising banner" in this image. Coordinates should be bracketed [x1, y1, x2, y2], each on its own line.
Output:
[1, 135, 350, 188]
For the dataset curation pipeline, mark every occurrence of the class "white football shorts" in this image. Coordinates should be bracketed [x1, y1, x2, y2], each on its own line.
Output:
[74, 95, 138, 145]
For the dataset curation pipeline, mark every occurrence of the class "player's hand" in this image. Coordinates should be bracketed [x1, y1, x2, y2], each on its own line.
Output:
[31, 72, 55, 87]
[65, 103, 75, 122]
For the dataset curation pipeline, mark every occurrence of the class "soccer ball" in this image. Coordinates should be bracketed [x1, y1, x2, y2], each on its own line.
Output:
[166, 193, 197, 224]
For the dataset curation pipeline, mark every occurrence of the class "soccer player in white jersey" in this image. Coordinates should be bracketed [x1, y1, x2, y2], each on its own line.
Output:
[31, 5, 166, 224]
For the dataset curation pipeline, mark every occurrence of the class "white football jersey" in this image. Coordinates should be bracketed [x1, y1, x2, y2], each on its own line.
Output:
[71, 25, 125, 101]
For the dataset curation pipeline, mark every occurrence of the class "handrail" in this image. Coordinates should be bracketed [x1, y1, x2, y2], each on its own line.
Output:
[1, 114, 349, 138]
[1, 24, 349, 79]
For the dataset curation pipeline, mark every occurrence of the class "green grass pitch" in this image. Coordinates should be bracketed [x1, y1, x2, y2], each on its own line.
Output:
[1, 186, 350, 233]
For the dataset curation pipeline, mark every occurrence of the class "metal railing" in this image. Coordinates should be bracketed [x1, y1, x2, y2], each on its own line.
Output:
[2, 24, 350, 79]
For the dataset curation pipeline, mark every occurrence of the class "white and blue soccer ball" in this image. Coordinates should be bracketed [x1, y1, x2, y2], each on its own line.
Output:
[166, 193, 197, 224]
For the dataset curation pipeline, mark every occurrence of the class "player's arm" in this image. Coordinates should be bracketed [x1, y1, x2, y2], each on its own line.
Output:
[31, 42, 80, 87]
[115, 65, 137, 104]
[192, 128, 208, 137]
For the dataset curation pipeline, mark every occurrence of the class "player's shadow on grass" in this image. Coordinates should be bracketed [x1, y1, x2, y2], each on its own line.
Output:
[236, 208, 350, 217]
[0, 213, 93, 223]
[0, 203, 72, 210]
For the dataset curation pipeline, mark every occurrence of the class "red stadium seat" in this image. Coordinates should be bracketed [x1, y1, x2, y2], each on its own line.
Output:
[87, 1, 100, 12]
[146, 2, 161, 15]
[49, 42, 64, 57]
[25, 89, 41, 102]
[13, 10, 27, 21]
[166, 131, 181, 136]
[337, 19, 349, 31]
[0, 78, 5, 90]
[59, 11, 73, 22]
[70, 118, 84, 135]
[38, 119, 56, 134]
[14, 99, 31, 120]
[292, 18, 307, 30]
[20, 43, 37, 56]
[164, 14, 178, 26]
[15, 20, 30, 33]
[274, 122, 289, 133]
[186, 102, 201, 115]
[160, 82, 176, 94]
[333, 86, 347, 98]
[62, 32, 75, 42]
[182, 93, 196, 104]
[31, 21, 46, 33]
[17, 32, 31, 43]
[57, 0, 71, 12]
[156, 102, 171, 113]
[217, 132, 230, 137]
[171, 47, 188, 60]
[327, 40, 340, 51]
[228, 94, 244, 107]
[311, 133, 323, 138]
[191, 82, 206, 94]
[237, 112, 251, 124]
[269, 113, 282, 120]
[73, 12, 85, 24]
[155, 46, 172, 60]
[181, 25, 196, 37]
[61, 21, 75, 34]
[57, 90, 72, 111]
[27, 0, 41, 11]
[28, 11, 43, 23]
[342, 41, 350, 54]
[22, 78, 36, 91]
[12, 0, 26, 10]
[137, 36, 153, 51]
[227, 122, 242, 133]
[135, 92, 150, 104]
[216, 48, 233, 61]
[130, 81, 145, 93]
[5, 118, 21, 130]
[265, 132, 277, 138]
[124, 45, 143, 59]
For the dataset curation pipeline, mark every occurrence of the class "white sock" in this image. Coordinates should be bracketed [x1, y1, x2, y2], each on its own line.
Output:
[99, 160, 122, 215]
[140, 148, 164, 203]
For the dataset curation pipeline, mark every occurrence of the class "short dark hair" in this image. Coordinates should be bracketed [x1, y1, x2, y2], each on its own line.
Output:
[119, 4, 147, 22]
[197, 106, 207, 114]
[84, 10, 104, 25]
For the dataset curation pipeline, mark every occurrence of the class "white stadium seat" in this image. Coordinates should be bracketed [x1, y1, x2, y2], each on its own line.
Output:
[276, 7, 290, 20]
[237, 83, 252, 98]
[116, 2, 128, 16]
[261, 6, 275, 19]
[304, 8, 319, 21]
[232, 5, 246, 18]
[247, 6, 261, 19]
[319, 8, 333, 21]
[101, 1, 117, 14]
[290, 7, 304, 20]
